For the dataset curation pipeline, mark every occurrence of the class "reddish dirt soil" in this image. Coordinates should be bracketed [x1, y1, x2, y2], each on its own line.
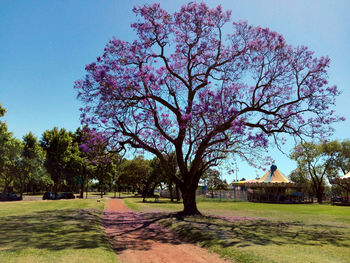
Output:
[103, 198, 230, 263]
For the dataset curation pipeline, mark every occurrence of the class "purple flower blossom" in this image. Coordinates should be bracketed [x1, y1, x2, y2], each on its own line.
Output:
[74, 2, 343, 211]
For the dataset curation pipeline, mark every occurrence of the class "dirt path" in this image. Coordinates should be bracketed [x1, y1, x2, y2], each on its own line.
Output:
[103, 199, 230, 263]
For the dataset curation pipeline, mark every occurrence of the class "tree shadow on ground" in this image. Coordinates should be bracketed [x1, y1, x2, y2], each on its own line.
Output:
[0, 208, 111, 252]
[168, 215, 350, 249]
[103, 211, 184, 253]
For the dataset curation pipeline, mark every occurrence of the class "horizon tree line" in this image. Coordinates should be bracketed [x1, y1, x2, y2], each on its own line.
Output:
[1, 103, 349, 204]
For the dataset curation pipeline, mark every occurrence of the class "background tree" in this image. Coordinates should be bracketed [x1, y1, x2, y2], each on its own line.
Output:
[78, 128, 113, 198]
[0, 104, 5, 117]
[0, 104, 22, 193]
[26, 169, 53, 195]
[323, 140, 350, 176]
[330, 140, 350, 175]
[1, 137, 22, 193]
[119, 157, 151, 202]
[40, 127, 75, 196]
[290, 142, 337, 203]
[93, 153, 122, 198]
[289, 167, 314, 197]
[0, 104, 10, 190]
[70, 127, 96, 198]
[147, 157, 167, 198]
[107, 153, 123, 198]
[76, 3, 342, 215]
[202, 169, 227, 198]
[289, 167, 308, 184]
[323, 140, 350, 193]
[17, 132, 46, 198]
[163, 153, 180, 202]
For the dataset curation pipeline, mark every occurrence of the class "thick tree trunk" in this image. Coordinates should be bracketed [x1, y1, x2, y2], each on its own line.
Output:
[54, 181, 59, 199]
[181, 185, 200, 215]
[176, 184, 180, 201]
[316, 191, 323, 204]
[19, 178, 24, 199]
[169, 181, 174, 202]
[142, 188, 147, 203]
[80, 175, 85, 198]
[158, 157, 200, 215]
[314, 184, 323, 204]
[85, 180, 89, 199]
[150, 185, 156, 195]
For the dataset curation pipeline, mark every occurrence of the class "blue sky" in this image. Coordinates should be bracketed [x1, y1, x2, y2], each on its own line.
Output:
[1, 0, 349, 181]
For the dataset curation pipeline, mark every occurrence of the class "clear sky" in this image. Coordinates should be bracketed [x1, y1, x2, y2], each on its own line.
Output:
[1, 0, 349, 182]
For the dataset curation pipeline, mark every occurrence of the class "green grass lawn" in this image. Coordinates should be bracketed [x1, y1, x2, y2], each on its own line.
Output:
[0, 199, 118, 263]
[124, 197, 350, 263]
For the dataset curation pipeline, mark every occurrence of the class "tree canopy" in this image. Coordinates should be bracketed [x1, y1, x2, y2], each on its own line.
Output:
[290, 141, 339, 203]
[77, 3, 339, 214]
[75, 3, 342, 214]
[40, 127, 75, 195]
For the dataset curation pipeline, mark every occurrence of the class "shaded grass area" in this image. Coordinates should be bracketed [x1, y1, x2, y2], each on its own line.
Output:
[125, 197, 350, 263]
[0, 199, 118, 263]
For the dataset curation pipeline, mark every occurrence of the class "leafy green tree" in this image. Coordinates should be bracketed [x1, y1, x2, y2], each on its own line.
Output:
[0, 104, 5, 117]
[0, 104, 22, 193]
[94, 158, 114, 198]
[202, 169, 227, 198]
[146, 157, 167, 198]
[108, 153, 123, 198]
[0, 104, 10, 189]
[322, 140, 350, 193]
[60, 128, 87, 195]
[322, 140, 350, 176]
[66, 127, 94, 198]
[289, 167, 308, 184]
[119, 157, 151, 201]
[1, 137, 22, 193]
[163, 153, 181, 202]
[16, 132, 46, 198]
[119, 156, 168, 201]
[289, 167, 315, 197]
[40, 127, 75, 196]
[27, 169, 53, 194]
[291, 142, 337, 203]
[336, 141, 350, 174]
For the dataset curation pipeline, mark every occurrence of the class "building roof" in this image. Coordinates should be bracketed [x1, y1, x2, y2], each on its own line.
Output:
[244, 165, 299, 188]
[232, 179, 257, 185]
[256, 167, 290, 183]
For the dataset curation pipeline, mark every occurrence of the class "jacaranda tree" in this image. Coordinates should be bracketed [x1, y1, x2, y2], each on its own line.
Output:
[75, 3, 342, 215]
[79, 127, 115, 198]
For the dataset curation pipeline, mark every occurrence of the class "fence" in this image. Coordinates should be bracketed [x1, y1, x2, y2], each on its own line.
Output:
[197, 188, 248, 201]
[160, 188, 247, 201]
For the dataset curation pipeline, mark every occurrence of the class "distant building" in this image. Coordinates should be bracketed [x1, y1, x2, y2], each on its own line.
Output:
[244, 165, 308, 203]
